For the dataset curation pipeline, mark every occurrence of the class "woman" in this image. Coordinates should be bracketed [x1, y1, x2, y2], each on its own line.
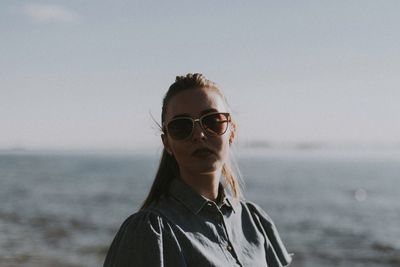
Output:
[103, 73, 293, 267]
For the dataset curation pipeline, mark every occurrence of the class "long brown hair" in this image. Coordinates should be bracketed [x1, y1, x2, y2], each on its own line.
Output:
[140, 73, 242, 209]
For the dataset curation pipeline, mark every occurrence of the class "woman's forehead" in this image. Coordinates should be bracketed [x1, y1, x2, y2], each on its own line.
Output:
[165, 88, 227, 119]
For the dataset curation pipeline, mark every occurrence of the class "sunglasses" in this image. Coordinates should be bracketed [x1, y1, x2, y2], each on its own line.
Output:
[164, 112, 231, 140]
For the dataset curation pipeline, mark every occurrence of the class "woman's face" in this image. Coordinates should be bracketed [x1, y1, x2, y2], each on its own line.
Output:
[162, 87, 234, 176]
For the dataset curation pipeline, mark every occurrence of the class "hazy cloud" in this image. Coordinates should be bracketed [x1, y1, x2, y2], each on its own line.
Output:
[21, 4, 79, 23]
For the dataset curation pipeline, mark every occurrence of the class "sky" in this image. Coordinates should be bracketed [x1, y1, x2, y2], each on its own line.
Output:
[1, 1, 399, 151]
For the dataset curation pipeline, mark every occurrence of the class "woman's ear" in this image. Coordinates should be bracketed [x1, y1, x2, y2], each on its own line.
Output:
[161, 134, 173, 155]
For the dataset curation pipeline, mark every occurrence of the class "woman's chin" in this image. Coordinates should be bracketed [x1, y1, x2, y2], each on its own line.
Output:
[192, 161, 222, 175]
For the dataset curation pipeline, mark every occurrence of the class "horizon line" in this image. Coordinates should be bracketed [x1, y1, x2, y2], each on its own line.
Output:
[1, 141, 400, 154]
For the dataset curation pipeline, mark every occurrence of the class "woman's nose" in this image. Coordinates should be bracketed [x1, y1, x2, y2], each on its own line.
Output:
[191, 121, 207, 141]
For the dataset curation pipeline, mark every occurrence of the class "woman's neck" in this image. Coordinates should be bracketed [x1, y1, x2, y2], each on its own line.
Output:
[179, 169, 221, 201]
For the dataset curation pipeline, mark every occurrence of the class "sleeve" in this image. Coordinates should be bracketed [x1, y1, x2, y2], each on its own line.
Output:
[246, 201, 293, 267]
[103, 210, 186, 267]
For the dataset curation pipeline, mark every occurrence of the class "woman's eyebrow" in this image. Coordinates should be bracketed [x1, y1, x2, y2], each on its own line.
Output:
[200, 108, 219, 116]
[171, 109, 219, 119]
[171, 113, 191, 119]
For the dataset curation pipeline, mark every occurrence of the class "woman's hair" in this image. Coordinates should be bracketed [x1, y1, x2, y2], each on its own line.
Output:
[140, 73, 242, 209]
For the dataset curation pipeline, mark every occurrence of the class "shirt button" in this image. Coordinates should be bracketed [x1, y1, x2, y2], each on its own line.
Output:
[226, 245, 232, 251]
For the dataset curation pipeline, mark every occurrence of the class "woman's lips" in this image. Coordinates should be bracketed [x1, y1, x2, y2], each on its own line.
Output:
[192, 148, 215, 157]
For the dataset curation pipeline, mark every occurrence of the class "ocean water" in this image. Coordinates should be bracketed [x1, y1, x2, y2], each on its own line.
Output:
[0, 149, 399, 267]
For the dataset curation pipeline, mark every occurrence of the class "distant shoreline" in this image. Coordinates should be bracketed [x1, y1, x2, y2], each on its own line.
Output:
[1, 143, 400, 156]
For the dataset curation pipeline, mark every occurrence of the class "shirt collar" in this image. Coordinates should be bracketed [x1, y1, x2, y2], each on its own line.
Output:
[224, 195, 239, 213]
[169, 178, 237, 214]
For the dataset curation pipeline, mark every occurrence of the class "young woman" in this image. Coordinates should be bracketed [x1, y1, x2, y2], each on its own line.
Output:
[103, 73, 292, 267]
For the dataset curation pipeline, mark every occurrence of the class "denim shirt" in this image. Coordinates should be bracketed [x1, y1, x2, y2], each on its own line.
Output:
[103, 178, 292, 267]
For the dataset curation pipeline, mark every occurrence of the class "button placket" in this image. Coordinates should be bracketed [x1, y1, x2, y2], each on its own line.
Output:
[209, 205, 241, 266]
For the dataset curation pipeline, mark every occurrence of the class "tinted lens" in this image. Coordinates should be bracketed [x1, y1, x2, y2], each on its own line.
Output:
[167, 118, 193, 140]
[202, 113, 229, 135]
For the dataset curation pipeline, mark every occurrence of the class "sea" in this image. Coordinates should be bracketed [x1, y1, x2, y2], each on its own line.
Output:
[0, 148, 399, 267]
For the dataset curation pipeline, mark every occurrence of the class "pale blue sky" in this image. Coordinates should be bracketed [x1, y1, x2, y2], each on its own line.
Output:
[1, 1, 399, 151]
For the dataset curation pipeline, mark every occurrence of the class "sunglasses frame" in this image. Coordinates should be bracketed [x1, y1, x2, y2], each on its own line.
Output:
[163, 112, 231, 140]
